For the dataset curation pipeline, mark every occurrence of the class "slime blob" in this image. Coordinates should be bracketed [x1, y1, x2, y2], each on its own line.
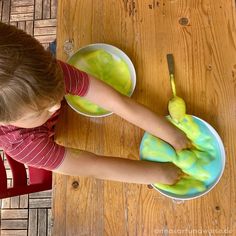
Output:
[140, 116, 222, 197]
[66, 49, 132, 116]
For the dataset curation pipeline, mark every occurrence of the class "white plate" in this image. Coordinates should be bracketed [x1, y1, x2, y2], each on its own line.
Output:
[140, 116, 226, 201]
[66, 43, 136, 118]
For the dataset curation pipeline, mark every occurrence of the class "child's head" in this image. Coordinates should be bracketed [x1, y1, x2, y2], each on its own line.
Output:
[0, 22, 65, 128]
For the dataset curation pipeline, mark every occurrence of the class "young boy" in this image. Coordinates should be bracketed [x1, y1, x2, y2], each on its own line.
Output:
[0, 22, 190, 186]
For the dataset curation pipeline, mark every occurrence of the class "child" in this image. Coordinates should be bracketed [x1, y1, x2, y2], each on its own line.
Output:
[0, 22, 190, 186]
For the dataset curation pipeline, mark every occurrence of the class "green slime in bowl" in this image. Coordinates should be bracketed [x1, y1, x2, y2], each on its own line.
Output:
[140, 115, 222, 197]
[66, 49, 132, 116]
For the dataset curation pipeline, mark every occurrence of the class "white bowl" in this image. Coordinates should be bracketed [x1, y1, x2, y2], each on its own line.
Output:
[140, 116, 226, 201]
[65, 43, 136, 118]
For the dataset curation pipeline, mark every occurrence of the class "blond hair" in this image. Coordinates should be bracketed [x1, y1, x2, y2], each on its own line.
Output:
[0, 22, 65, 122]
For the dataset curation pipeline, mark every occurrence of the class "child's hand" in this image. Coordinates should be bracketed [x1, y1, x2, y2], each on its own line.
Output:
[159, 162, 185, 185]
[168, 129, 193, 151]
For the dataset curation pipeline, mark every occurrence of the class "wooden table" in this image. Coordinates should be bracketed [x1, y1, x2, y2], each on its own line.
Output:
[53, 1, 236, 235]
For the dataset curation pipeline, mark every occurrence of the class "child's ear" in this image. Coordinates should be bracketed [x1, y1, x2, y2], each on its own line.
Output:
[48, 103, 61, 113]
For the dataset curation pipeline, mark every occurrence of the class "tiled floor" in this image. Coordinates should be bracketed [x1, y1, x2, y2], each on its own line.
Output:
[0, 1, 57, 235]
[0, 0, 57, 49]
[1, 152, 52, 236]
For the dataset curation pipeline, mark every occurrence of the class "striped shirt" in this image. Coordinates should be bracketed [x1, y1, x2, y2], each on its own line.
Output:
[0, 61, 90, 170]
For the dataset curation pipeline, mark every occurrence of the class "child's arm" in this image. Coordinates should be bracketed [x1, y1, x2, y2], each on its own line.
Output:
[84, 76, 191, 151]
[54, 148, 183, 185]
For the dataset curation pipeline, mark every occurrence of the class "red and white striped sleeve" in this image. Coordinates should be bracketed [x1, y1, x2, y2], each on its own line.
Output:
[57, 60, 90, 96]
[0, 126, 66, 171]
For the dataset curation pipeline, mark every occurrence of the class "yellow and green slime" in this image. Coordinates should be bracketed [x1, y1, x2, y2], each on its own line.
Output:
[140, 115, 221, 196]
[66, 49, 133, 115]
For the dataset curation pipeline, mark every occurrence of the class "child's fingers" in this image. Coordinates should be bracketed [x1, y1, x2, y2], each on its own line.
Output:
[181, 173, 189, 178]
[186, 139, 194, 149]
[176, 168, 185, 179]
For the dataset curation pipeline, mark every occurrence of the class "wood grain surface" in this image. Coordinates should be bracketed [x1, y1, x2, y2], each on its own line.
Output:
[53, 0, 236, 235]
